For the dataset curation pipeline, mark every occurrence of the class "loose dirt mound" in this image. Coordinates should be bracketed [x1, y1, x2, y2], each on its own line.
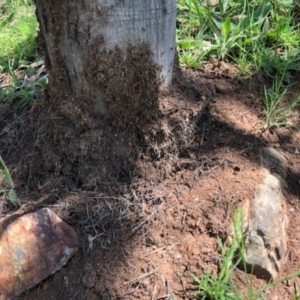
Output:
[1, 68, 300, 299]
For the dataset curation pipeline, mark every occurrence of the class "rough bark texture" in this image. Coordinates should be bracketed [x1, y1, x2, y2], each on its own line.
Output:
[35, 0, 176, 114]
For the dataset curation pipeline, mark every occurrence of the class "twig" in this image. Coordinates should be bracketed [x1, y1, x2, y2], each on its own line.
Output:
[146, 236, 190, 256]
[122, 249, 136, 268]
[166, 279, 170, 298]
[156, 294, 171, 300]
[132, 210, 157, 232]
[198, 122, 206, 155]
[128, 270, 156, 284]
[151, 284, 157, 300]
[179, 273, 186, 294]
[294, 281, 299, 298]
[0, 83, 12, 89]
[181, 210, 186, 233]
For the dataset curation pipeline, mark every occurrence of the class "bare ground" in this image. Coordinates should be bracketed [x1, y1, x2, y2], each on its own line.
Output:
[1, 65, 300, 300]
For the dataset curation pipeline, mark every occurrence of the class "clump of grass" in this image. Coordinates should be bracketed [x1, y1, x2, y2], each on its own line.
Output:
[176, 0, 300, 79]
[0, 0, 39, 71]
[263, 72, 300, 129]
[0, 0, 46, 110]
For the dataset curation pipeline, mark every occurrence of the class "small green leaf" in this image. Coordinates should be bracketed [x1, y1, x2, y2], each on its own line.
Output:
[8, 189, 19, 206]
[221, 17, 231, 39]
[262, 18, 270, 34]
[254, 2, 272, 20]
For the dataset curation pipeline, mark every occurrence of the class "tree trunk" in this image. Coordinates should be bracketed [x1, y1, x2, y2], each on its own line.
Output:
[34, 0, 176, 115]
[31, 0, 176, 188]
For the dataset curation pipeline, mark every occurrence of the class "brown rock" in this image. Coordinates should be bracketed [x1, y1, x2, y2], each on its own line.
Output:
[0, 208, 78, 300]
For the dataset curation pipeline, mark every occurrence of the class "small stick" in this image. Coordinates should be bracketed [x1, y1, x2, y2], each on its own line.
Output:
[132, 210, 156, 232]
[151, 285, 157, 300]
[156, 294, 171, 300]
[179, 274, 186, 293]
[166, 279, 170, 298]
[128, 270, 156, 284]
[294, 281, 299, 298]
[147, 236, 190, 256]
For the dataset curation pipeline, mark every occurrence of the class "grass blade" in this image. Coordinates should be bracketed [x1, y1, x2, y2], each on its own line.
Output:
[0, 156, 14, 188]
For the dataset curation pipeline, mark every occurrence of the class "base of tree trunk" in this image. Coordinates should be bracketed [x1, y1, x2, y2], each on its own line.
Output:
[29, 44, 167, 189]
[23, 66, 210, 192]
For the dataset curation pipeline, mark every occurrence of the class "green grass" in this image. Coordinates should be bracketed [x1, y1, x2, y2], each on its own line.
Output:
[176, 0, 300, 128]
[176, 0, 300, 76]
[0, 0, 38, 71]
[263, 73, 300, 129]
[0, 0, 42, 109]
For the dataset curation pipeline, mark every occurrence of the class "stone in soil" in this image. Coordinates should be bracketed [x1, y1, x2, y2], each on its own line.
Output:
[259, 147, 287, 181]
[0, 208, 78, 300]
[240, 167, 288, 281]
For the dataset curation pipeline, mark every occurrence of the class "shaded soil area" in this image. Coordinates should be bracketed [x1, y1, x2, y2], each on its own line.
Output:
[1, 65, 300, 300]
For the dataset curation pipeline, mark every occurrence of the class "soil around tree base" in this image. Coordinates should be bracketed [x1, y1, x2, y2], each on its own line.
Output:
[1, 68, 300, 300]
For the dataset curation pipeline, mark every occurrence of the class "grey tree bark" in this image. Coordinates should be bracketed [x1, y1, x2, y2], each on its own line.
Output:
[34, 0, 176, 116]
